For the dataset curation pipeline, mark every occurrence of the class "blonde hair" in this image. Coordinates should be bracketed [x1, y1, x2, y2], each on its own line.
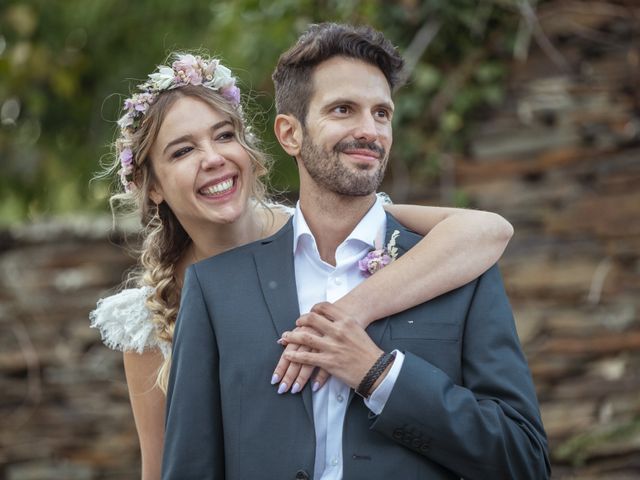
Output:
[105, 82, 271, 392]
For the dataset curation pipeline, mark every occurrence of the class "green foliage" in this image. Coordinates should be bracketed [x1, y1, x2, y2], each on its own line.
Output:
[0, 0, 526, 223]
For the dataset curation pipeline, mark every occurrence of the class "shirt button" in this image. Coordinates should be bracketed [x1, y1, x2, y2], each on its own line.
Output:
[330, 458, 338, 466]
[333, 277, 342, 285]
[337, 394, 344, 402]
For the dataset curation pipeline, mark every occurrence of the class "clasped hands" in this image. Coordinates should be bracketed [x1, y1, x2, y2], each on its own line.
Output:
[271, 302, 384, 394]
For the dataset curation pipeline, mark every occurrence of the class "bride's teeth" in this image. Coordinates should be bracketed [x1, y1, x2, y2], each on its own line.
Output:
[201, 178, 234, 195]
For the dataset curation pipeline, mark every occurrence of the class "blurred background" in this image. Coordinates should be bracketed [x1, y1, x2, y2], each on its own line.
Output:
[1, 0, 639, 478]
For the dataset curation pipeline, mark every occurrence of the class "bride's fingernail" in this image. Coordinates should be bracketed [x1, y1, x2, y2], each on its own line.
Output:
[271, 374, 280, 385]
[276, 338, 285, 345]
[312, 381, 320, 392]
[291, 383, 301, 394]
[277, 382, 288, 394]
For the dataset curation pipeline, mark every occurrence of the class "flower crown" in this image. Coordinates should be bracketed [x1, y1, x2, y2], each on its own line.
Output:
[116, 53, 241, 192]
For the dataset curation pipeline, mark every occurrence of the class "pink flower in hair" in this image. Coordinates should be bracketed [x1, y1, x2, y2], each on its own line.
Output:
[172, 54, 203, 85]
[119, 147, 134, 167]
[201, 58, 219, 82]
[222, 85, 241, 106]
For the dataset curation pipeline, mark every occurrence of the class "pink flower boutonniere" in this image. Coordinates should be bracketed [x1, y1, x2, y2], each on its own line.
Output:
[359, 230, 400, 277]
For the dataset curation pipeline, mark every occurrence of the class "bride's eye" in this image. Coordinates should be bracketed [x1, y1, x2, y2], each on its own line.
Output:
[216, 131, 235, 142]
[172, 146, 193, 159]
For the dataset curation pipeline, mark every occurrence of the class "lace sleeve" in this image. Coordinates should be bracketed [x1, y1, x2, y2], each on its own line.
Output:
[264, 200, 295, 216]
[89, 286, 170, 358]
[376, 191, 393, 205]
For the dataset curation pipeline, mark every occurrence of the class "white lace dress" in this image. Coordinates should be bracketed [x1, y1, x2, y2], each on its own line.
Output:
[90, 285, 172, 358]
[90, 194, 392, 357]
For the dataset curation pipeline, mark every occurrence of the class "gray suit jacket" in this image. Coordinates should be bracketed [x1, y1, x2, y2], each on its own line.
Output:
[162, 214, 550, 480]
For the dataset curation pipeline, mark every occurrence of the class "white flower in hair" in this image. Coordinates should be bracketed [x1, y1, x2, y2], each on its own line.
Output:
[148, 67, 176, 90]
[211, 64, 234, 89]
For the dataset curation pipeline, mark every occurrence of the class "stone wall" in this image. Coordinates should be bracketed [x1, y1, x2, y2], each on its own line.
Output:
[0, 218, 140, 480]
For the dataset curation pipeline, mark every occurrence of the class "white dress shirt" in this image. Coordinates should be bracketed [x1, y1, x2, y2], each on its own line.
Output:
[292, 197, 405, 480]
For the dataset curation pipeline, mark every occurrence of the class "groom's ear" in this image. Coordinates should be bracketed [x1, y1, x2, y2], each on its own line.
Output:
[274, 114, 303, 157]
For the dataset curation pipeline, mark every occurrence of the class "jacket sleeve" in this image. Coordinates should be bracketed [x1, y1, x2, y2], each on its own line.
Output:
[369, 265, 551, 480]
[162, 265, 224, 479]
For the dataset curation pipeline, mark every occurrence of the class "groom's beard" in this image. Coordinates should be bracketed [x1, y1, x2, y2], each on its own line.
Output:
[299, 136, 387, 196]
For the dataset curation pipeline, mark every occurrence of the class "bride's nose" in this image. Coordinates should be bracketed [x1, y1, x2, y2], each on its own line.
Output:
[201, 147, 225, 170]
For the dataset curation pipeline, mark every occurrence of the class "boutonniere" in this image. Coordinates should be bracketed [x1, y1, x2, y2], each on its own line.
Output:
[358, 230, 400, 277]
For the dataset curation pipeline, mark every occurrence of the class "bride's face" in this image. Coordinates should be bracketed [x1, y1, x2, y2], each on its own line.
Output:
[148, 95, 255, 233]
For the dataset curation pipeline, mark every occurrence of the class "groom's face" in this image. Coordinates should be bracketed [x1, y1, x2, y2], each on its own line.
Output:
[298, 56, 394, 196]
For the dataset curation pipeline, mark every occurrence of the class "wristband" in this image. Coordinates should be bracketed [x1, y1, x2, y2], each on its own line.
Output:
[356, 351, 394, 398]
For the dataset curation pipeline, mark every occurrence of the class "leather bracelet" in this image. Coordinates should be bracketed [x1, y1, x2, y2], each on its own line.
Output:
[356, 351, 394, 398]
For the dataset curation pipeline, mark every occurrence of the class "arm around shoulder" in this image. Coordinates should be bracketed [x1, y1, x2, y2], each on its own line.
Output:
[336, 204, 514, 326]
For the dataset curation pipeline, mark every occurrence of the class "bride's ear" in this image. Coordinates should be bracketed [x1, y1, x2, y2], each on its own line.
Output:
[274, 114, 303, 157]
[148, 182, 164, 205]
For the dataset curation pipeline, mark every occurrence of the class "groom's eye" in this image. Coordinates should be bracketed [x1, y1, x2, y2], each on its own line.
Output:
[333, 105, 350, 115]
[375, 108, 391, 120]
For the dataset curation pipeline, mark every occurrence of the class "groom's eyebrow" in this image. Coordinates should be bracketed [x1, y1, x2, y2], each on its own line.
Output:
[163, 120, 232, 154]
[323, 97, 394, 113]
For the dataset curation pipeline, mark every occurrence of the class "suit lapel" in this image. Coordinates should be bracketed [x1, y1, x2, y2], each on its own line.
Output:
[253, 218, 314, 423]
[365, 213, 422, 346]
[349, 212, 423, 405]
[254, 219, 300, 337]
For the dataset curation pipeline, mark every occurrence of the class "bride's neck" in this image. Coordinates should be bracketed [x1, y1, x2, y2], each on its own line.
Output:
[176, 208, 265, 280]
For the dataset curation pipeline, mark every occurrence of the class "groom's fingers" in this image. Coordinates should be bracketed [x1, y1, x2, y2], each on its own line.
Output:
[310, 301, 346, 322]
[282, 329, 322, 350]
[296, 311, 335, 333]
[283, 348, 322, 367]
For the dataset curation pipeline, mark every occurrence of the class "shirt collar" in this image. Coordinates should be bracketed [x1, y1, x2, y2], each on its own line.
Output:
[292, 196, 386, 254]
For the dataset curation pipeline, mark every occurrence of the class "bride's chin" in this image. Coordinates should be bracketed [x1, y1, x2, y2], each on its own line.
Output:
[215, 206, 249, 225]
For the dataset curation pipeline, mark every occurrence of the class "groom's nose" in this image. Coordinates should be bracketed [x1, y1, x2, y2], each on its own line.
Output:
[353, 113, 379, 143]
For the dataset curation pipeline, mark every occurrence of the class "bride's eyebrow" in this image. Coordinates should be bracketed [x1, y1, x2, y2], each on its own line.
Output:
[210, 120, 232, 132]
[163, 134, 194, 155]
[163, 120, 232, 154]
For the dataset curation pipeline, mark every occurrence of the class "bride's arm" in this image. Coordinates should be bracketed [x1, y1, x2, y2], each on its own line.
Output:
[123, 350, 166, 480]
[272, 205, 513, 393]
[336, 204, 513, 324]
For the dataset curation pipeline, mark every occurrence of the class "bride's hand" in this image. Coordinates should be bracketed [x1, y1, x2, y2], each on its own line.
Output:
[272, 325, 330, 394]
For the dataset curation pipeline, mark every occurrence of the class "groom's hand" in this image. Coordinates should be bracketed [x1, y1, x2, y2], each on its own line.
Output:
[281, 302, 388, 390]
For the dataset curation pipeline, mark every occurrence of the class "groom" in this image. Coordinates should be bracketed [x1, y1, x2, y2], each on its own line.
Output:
[162, 23, 550, 479]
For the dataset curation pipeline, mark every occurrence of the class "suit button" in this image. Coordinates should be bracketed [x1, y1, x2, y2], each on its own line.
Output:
[295, 470, 310, 480]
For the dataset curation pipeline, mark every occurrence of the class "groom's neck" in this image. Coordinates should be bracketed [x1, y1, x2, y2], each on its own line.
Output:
[299, 189, 376, 266]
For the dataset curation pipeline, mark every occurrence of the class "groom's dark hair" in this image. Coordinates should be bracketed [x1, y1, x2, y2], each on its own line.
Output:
[272, 23, 405, 125]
